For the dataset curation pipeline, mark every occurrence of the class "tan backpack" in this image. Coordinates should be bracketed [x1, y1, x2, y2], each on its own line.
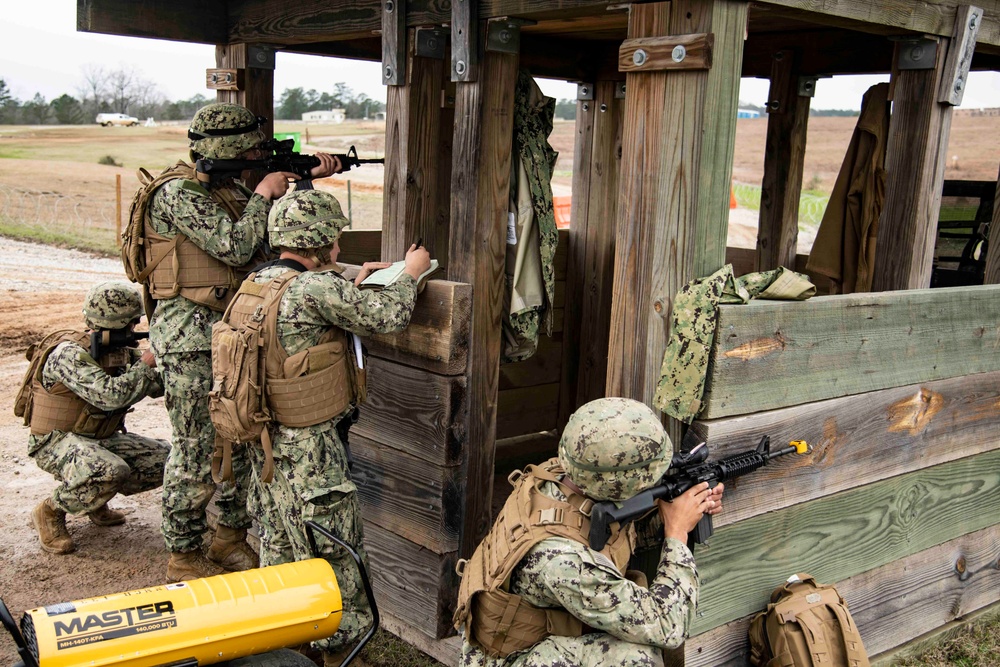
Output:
[14, 330, 83, 425]
[749, 573, 870, 667]
[209, 272, 299, 486]
[122, 161, 196, 285]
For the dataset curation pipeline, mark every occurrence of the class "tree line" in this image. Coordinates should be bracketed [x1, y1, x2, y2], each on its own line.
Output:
[0, 65, 386, 125]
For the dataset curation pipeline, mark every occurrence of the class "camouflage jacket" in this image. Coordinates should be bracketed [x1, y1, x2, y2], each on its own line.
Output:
[28, 341, 163, 455]
[461, 480, 699, 664]
[147, 177, 271, 356]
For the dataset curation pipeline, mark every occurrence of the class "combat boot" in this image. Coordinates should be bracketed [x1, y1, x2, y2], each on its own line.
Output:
[166, 551, 225, 582]
[31, 498, 75, 555]
[207, 525, 259, 571]
[87, 503, 126, 527]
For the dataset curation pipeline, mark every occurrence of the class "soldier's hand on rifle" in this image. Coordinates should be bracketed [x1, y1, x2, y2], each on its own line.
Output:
[310, 152, 341, 178]
[254, 171, 300, 200]
[657, 482, 724, 543]
[141, 350, 157, 368]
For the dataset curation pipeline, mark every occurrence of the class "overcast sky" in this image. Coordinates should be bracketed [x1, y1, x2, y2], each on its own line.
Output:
[3, 0, 999, 111]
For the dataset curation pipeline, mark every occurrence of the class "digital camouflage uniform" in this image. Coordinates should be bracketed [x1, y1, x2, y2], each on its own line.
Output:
[149, 104, 270, 554]
[246, 190, 419, 653]
[30, 341, 168, 515]
[502, 70, 559, 363]
[459, 398, 698, 667]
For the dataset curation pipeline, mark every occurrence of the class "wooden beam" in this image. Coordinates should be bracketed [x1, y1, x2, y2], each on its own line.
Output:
[606, 0, 747, 416]
[352, 356, 467, 467]
[872, 39, 954, 290]
[871, 599, 1000, 666]
[381, 0, 406, 85]
[352, 433, 461, 553]
[985, 163, 1000, 284]
[497, 383, 561, 439]
[691, 370, 1000, 529]
[448, 47, 520, 557]
[215, 43, 274, 191]
[702, 285, 1000, 418]
[337, 229, 382, 266]
[937, 5, 982, 105]
[686, 524, 1000, 665]
[364, 280, 471, 376]
[692, 447, 1000, 633]
[77, 0, 226, 43]
[618, 33, 714, 72]
[742, 29, 894, 77]
[382, 29, 449, 260]
[756, 49, 810, 270]
[451, 0, 478, 81]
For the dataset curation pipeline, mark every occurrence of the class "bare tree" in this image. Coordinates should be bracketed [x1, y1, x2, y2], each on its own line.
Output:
[78, 64, 110, 117]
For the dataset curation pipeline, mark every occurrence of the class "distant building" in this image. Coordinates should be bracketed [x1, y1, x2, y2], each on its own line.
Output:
[373, 111, 386, 122]
[953, 107, 1000, 117]
[302, 109, 346, 123]
[737, 108, 761, 119]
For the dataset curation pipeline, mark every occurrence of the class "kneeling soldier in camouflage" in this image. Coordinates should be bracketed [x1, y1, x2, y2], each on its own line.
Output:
[17, 281, 168, 555]
[453, 397, 725, 667]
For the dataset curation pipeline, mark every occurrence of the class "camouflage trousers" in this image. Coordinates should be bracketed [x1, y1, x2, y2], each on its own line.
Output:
[160, 351, 251, 553]
[461, 634, 664, 667]
[247, 418, 371, 653]
[30, 431, 168, 515]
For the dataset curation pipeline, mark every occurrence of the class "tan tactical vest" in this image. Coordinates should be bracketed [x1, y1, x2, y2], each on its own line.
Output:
[453, 459, 636, 658]
[139, 165, 257, 312]
[17, 331, 131, 438]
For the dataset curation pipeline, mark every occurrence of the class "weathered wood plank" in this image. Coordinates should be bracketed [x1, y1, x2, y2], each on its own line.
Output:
[702, 284, 1000, 418]
[338, 229, 382, 266]
[364, 280, 472, 376]
[757, 49, 809, 271]
[686, 524, 1000, 665]
[690, 448, 1000, 633]
[691, 370, 1000, 529]
[872, 39, 954, 290]
[985, 164, 1000, 284]
[448, 47, 520, 557]
[500, 335, 563, 390]
[606, 0, 747, 438]
[353, 433, 460, 554]
[380, 612, 462, 660]
[871, 599, 1000, 666]
[382, 30, 448, 259]
[353, 356, 466, 466]
[618, 33, 714, 72]
[365, 522, 458, 640]
[77, 0, 227, 43]
[381, 0, 406, 85]
[496, 383, 560, 439]
[214, 44, 274, 192]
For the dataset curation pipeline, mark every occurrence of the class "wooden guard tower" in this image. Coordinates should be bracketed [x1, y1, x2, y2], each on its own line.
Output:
[79, 1, 1000, 663]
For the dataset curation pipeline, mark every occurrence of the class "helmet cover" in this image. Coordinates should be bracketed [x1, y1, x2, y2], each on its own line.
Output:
[268, 190, 349, 250]
[188, 103, 266, 160]
[83, 281, 143, 330]
[558, 397, 672, 502]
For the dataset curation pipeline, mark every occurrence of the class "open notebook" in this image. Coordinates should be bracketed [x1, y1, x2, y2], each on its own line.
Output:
[359, 259, 440, 289]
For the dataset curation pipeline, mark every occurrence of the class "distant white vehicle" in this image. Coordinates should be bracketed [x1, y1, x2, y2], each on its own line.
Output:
[96, 112, 140, 127]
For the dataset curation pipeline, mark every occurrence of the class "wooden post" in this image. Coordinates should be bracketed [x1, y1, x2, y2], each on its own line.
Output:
[115, 173, 122, 247]
[448, 45, 519, 557]
[382, 29, 449, 261]
[215, 43, 275, 191]
[986, 163, 1000, 284]
[871, 38, 953, 291]
[560, 80, 624, 427]
[757, 49, 810, 271]
[606, 0, 747, 421]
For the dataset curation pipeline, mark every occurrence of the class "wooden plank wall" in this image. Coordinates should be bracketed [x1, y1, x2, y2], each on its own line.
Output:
[683, 284, 1000, 664]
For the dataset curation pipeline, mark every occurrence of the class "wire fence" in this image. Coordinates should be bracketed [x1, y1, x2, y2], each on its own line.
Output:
[0, 182, 121, 253]
[732, 182, 830, 228]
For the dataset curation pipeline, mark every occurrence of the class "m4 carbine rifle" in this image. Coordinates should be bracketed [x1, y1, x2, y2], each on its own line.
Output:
[588, 435, 809, 552]
[89, 329, 149, 361]
[195, 139, 384, 183]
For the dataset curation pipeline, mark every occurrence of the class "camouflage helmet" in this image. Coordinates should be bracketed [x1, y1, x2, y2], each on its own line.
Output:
[268, 190, 349, 250]
[558, 397, 671, 502]
[188, 103, 266, 160]
[82, 281, 143, 330]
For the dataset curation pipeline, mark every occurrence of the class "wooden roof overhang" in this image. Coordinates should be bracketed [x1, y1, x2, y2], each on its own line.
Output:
[79, 0, 1000, 79]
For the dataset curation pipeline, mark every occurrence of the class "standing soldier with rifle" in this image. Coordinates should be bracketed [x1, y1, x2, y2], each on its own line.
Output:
[15, 281, 169, 556]
[136, 103, 339, 581]
[453, 397, 725, 667]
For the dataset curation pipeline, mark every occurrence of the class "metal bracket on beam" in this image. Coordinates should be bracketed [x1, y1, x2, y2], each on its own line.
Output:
[619, 33, 714, 73]
[486, 17, 534, 54]
[798, 76, 826, 98]
[415, 26, 448, 59]
[577, 83, 595, 100]
[382, 0, 407, 85]
[938, 4, 982, 105]
[894, 37, 939, 70]
[451, 0, 477, 82]
[247, 45, 275, 70]
[206, 68, 245, 91]
[615, 81, 626, 99]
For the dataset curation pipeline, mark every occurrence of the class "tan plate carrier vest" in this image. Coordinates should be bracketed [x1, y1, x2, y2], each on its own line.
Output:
[212, 270, 359, 483]
[137, 163, 257, 313]
[17, 331, 131, 438]
[453, 458, 636, 658]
